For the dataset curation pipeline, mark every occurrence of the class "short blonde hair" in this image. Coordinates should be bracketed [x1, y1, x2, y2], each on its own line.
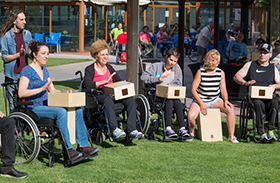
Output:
[90, 39, 110, 59]
[203, 49, 220, 70]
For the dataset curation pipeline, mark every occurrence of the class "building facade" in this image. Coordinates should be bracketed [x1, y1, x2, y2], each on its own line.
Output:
[0, 0, 269, 53]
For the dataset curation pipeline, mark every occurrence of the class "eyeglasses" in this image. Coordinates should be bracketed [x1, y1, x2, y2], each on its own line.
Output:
[257, 42, 263, 44]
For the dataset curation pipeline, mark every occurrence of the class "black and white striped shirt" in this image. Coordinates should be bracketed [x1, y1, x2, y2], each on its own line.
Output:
[197, 67, 221, 102]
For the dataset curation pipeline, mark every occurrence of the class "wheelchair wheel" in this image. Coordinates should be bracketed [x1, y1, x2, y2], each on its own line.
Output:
[96, 131, 106, 145]
[135, 94, 150, 135]
[9, 112, 41, 164]
[188, 47, 199, 62]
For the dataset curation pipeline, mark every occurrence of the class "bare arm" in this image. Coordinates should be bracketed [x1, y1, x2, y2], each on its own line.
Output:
[96, 72, 116, 88]
[18, 76, 54, 98]
[233, 62, 256, 86]
[114, 40, 119, 50]
[190, 70, 208, 115]
[269, 66, 280, 91]
[203, 36, 213, 45]
[109, 32, 113, 42]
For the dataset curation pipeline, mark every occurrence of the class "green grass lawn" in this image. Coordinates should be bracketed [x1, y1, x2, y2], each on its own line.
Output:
[1, 81, 280, 182]
[0, 58, 91, 72]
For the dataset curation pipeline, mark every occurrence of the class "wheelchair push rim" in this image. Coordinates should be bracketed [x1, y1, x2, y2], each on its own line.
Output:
[135, 94, 150, 135]
[9, 112, 41, 164]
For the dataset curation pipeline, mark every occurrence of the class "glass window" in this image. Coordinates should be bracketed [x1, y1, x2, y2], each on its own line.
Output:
[84, 5, 94, 52]
[107, 6, 125, 42]
[96, 6, 105, 41]
[146, 6, 152, 32]
[199, 7, 214, 28]
[226, 8, 240, 32]
[190, 1, 196, 6]
[189, 7, 196, 30]
[24, 5, 50, 35]
[154, 8, 169, 33]
[51, 5, 79, 52]
[172, 8, 178, 26]
[0, 6, 10, 27]
[139, 6, 144, 31]
[227, 0, 240, 6]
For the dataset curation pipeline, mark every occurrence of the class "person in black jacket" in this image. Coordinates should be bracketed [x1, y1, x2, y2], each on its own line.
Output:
[84, 39, 143, 140]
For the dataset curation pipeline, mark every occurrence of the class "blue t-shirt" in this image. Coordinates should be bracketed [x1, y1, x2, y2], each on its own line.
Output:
[226, 41, 248, 59]
[20, 65, 49, 108]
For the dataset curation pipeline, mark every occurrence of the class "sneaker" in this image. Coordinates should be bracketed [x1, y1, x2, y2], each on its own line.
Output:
[165, 128, 177, 138]
[1, 168, 28, 179]
[77, 146, 99, 157]
[260, 133, 268, 141]
[67, 149, 83, 161]
[228, 136, 239, 143]
[128, 130, 143, 140]
[268, 130, 276, 141]
[191, 133, 195, 138]
[112, 128, 126, 139]
[178, 128, 190, 137]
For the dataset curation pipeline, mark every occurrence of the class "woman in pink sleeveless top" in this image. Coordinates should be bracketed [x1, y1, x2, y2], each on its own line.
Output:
[84, 40, 143, 141]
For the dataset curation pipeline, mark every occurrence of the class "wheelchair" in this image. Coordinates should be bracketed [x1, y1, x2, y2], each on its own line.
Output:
[136, 83, 193, 141]
[75, 71, 147, 145]
[239, 94, 280, 143]
[116, 43, 127, 63]
[1, 82, 97, 167]
[139, 42, 154, 58]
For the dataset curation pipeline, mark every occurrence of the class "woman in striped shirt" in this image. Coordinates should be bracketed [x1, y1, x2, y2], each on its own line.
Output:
[188, 49, 239, 143]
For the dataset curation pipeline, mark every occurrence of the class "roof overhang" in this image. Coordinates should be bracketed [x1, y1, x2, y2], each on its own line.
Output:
[83, 0, 151, 6]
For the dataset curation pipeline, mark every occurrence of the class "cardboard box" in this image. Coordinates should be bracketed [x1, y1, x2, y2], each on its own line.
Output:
[48, 92, 85, 107]
[249, 86, 273, 99]
[198, 109, 223, 142]
[104, 81, 135, 100]
[156, 84, 186, 99]
[251, 52, 259, 61]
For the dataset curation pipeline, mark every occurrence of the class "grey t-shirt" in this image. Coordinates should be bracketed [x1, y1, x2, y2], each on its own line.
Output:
[196, 25, 212, 48]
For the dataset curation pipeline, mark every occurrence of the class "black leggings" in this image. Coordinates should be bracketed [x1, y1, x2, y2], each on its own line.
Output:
[156, 98, 185, 128]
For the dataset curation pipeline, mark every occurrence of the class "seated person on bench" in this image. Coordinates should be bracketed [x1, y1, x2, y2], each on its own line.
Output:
[188, 49, 239, 143]
[234, 43, 280, 141]
[18, 41, 99, 161]
[140, 47, 189, 138]
[226, 32, 247, 64]
[84, 39, 143, 140]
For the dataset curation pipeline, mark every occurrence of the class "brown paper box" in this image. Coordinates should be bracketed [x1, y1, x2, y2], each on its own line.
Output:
[156, 84, 186, 99]
[198, 108, 223, 142]
[104, 81, 135, 100]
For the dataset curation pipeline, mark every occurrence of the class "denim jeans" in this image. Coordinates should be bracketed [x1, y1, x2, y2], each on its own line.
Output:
[32, 106, 88, 149]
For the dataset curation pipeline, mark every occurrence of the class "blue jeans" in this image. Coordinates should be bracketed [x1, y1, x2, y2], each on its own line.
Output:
[32, 106, 88, 149]
[159, 42, 172, 56]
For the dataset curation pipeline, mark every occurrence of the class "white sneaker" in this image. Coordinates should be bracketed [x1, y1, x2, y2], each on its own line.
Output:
[228, 136, 239, 143]
[128, 130, 143, 140]
[112, 128, 126, 139]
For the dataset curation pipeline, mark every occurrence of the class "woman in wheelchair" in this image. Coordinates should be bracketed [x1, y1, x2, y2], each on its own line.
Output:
[141, 47, 189, 138]
[18, 40, 99, 161]
[84, 39, 143, 140]
[188, 49, 239, 143]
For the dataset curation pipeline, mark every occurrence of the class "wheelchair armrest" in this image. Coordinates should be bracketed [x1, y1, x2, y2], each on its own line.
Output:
[1, 81, 17, 87]
[142, 87, 156, 92]
[16, 101, 35, 106]
[82, 87, 104, 96]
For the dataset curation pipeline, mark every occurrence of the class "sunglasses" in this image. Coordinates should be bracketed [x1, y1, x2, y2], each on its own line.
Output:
[257, 42, 263, 44]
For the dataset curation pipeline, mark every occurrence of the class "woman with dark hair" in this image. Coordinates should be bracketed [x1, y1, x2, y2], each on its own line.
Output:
[252, 38, 266, 52]
[18, 41, 99, 161]
[84, 39, 143, 140]
[141, 47, 190, 138]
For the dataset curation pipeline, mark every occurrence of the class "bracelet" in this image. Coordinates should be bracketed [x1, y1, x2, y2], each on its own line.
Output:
[243, 81, 247, 86]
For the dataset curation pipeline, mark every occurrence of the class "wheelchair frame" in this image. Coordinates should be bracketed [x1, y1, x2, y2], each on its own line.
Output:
[1, 82, 97, 167]
[75, 71, 146, 145]
[239, 94, 280, 143]
[138, 85, 193, 141]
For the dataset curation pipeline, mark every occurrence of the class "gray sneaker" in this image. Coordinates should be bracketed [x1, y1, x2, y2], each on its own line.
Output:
[268, 130, 276, 141]
[112, 128, 126, 139]
[165, 128, 177, 138]
[128, 130, 143, 140]
[228, 136, 239, 143]
[260, 133, 268, 141]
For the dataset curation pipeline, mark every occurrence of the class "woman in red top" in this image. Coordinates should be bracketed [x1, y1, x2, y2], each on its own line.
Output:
[84, 40, 143, 140]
